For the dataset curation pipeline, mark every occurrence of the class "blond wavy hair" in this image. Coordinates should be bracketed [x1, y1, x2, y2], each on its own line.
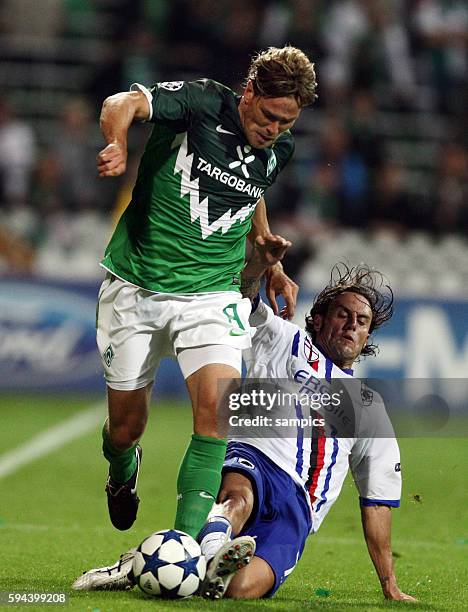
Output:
[246, 45, 318, 107]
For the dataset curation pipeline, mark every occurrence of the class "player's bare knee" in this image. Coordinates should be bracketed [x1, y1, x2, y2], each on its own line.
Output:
[217, 475, 254, 530]
[219, 472, 254, 503]
[107, 390, 149, 448]
[228, 485, 253, 520]
[225, 582, 252, 599]
[226, 585, 262, 599]
[225, 564, 272, 599]
[108, 423, 143, 450]
[193, 400, 220, 438]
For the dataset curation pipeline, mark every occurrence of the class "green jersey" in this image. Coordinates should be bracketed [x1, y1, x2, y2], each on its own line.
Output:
[101, 79, 294, 293]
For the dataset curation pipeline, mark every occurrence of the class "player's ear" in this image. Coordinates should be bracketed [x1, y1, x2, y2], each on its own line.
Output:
[312, 314, 323, 333]
[362, 333, 370, 352]
[243, 80, 255, 103]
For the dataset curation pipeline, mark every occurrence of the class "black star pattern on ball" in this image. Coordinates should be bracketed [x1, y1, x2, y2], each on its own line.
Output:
[141, 551, 168, 577]
[174, 554, 202, 581]
[159, 583, 183, 599]
[160, 530, 185, 545]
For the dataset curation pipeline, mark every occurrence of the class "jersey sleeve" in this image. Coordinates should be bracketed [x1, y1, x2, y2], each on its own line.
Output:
[132, 79, 212, 126]
[130, 83, 154, 120]
[349, 437, 402, 508]
[248, 299, 292, 351]
[244, 298, 298, 377]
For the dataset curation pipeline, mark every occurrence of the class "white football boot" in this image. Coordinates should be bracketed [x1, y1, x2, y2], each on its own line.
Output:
[200, 536, 256, 599]
[72, 548, 136, 591]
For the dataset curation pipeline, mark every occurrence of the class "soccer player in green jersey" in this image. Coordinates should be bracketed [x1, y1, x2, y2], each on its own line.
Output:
[94, 46, 318, 537]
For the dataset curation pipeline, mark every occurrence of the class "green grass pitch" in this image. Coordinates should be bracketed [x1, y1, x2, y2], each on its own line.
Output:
[0, 395, 466, 611]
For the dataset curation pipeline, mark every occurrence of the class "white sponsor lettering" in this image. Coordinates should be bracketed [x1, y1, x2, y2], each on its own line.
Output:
[174, 134, 259, 239]
[197, 156, 264, 199]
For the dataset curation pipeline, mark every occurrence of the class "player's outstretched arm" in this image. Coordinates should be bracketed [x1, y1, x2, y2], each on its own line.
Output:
[248, 198, 298, 319]
[361, 505, 417, 601]
[97, 91, 150, 177]
[241, 234, 291, 300]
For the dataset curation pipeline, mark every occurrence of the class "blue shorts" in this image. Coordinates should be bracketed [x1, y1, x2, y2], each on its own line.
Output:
[223, 442, 312, 597]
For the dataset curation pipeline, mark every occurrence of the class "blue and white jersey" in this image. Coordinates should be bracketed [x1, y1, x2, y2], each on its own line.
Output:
[232, 299, 401, 531]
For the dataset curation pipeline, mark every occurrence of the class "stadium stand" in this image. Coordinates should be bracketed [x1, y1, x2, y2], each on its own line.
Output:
[0, 0, 466, 296]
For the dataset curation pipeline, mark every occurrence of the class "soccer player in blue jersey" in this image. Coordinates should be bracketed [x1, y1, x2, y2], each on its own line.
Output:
[196, 255, 415, 601]
[74, 247, 415, 602]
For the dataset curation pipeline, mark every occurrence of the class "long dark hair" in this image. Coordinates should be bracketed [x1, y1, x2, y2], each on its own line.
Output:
[305, 263, 394, 358]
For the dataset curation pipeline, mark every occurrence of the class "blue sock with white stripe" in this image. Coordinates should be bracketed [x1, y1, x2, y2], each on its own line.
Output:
[197, 516, 232, 563]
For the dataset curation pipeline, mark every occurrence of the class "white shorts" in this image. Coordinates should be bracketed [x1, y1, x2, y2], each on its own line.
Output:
[96, 275, 252, 390]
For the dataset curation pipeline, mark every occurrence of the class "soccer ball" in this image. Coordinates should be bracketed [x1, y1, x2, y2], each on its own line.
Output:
[132, 529, 206, 599]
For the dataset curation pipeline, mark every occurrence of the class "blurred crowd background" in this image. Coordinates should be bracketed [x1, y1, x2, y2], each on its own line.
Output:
[0, 0, 467, 297]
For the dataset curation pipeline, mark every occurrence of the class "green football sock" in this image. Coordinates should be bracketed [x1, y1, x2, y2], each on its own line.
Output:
[102, 424, 138, 484]
[174, 434, 227, 538]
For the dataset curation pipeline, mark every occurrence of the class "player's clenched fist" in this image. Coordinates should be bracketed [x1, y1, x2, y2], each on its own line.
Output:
[97, 142, 127, 177]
